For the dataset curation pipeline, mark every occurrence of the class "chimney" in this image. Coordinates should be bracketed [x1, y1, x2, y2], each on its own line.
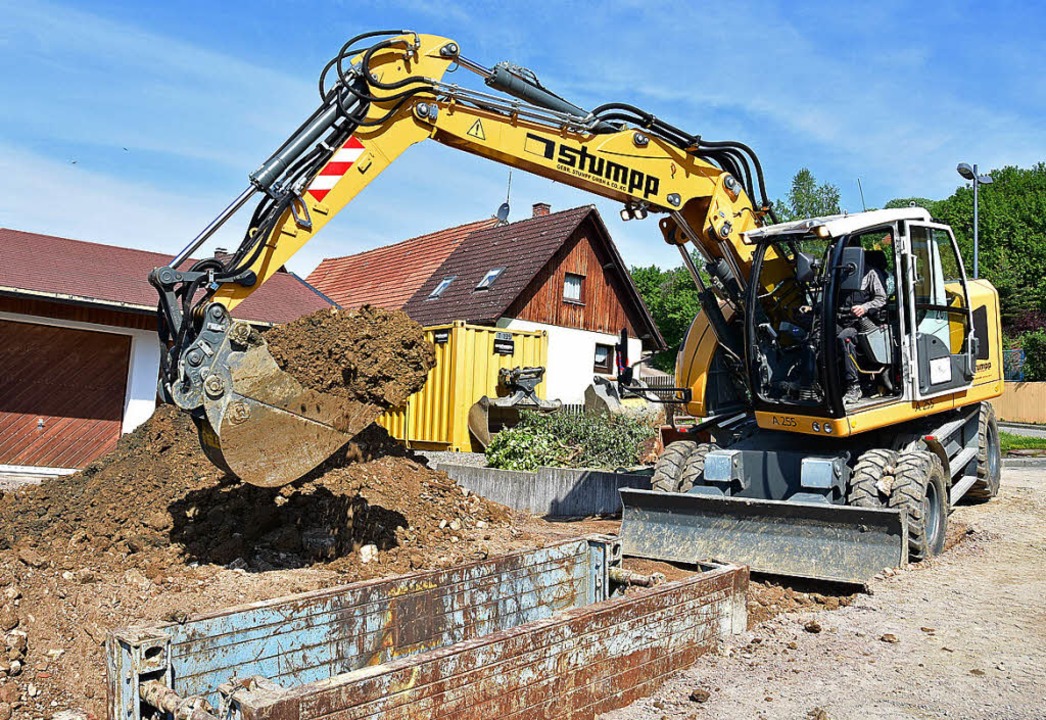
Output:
[532, 202, 551, 217]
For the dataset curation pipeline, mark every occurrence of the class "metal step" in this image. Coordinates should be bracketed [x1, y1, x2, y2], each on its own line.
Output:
[948, 445, 981, 503]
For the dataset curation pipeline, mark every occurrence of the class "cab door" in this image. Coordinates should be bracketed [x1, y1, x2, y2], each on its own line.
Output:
[905, 223, 976, 399]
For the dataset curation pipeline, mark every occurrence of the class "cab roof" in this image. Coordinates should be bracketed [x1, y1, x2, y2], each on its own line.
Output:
[745, 208, 933, 242]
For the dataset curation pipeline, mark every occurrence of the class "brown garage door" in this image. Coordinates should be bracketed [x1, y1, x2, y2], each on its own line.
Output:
[0, 320, 131, 468]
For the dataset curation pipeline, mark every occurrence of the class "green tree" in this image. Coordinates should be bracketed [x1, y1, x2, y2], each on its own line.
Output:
[629, 263, 702, 372]
[772, 168, 842, 221]
[884, 197, 939, 214]
[931, 163, 1046, 327]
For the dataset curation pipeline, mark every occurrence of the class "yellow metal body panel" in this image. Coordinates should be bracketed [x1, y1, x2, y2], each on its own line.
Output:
[378, 322, 548, 451]
[212, 35, 455, 311]
[676, 305, 736, 418]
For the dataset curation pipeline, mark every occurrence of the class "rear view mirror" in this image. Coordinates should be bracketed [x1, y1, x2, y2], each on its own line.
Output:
[795, 252, 817, 284]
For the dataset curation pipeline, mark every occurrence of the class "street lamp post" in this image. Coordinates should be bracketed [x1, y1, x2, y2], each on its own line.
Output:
[956, 162, 993, 278]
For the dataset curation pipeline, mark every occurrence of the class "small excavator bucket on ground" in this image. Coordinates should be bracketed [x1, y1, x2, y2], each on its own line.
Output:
[584, 376, 651, 415]
[192, 331, 380, 487]
[468, 367, 562, 449]
[618, 489, 908, 584]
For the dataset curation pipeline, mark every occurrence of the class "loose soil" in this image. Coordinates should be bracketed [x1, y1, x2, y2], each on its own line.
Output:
[0, 400, 554, 718]
[265, 306, 435, 409]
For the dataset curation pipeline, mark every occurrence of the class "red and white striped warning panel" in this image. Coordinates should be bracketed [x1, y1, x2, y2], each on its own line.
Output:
[307, 136, 365, 202]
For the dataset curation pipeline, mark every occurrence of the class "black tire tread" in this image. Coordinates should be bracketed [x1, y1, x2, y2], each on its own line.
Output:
[889, 450, 948, 562]
[651, 441, 699, 493]
[847, 448, 898, 507]
[678, 443, 721, 493]
[967, 402, 1001, 501]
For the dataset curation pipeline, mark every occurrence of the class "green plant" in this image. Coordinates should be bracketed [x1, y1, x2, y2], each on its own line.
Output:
[999, 431, 1046, 454]
[485, 410, 655, 471]
[1021, 330, 1046, 381]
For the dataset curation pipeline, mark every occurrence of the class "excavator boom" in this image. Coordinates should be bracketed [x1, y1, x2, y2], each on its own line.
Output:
[150, 31, 770, 487]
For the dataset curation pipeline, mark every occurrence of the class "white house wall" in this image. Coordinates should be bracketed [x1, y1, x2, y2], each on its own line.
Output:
[496, 317, 642, 404]
[0, 311, 159, 434]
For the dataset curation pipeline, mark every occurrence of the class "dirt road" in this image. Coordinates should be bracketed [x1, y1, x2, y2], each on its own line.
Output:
[601, 464, 1046, 720]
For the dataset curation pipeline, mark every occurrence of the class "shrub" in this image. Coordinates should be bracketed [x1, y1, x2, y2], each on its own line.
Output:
[1021, 330, 1046, 381]
[485, 410, 655, 472]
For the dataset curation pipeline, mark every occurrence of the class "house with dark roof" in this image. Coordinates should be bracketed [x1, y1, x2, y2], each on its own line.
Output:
[309, 203, 664, 403]
[0, 228, 332, 472]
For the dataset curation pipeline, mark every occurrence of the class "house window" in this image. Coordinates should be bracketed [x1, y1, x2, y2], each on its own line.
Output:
[428, 276, 456, 299]
[564, 273, 584, 302]
[594, 343, 614, 374]
[475, 267, 505, 290]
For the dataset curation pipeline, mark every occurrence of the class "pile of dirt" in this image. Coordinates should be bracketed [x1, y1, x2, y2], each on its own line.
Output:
[265, 306, 436, 408]
[747, 581, 857, 627]
[0, 403, 537, 717]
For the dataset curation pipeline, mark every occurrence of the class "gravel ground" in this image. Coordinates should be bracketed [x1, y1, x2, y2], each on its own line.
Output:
[0, 470, 67, 491]
[600, 464, 1046, 720]
[415, 450, 489, 468]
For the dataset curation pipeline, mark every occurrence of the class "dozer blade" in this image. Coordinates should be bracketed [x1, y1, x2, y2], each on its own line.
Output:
[199, 344, 379, 487]
[619, 489, 908, 584]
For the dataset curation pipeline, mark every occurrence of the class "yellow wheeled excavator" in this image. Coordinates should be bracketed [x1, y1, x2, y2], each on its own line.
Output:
[150, 31, 1003, 582]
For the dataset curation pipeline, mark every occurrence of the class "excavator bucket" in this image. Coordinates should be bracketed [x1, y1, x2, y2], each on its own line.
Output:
[467, 367, 562, 449]
[467, 395, 560, 449]
[196, 341, 380, 487]
[618, 489, 907, 584]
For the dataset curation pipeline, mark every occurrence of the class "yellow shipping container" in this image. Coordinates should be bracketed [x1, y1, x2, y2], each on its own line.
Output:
[378, 321, 548, 451]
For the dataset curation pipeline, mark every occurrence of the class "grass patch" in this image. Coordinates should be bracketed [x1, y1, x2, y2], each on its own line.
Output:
[999, 431, 1046, 454]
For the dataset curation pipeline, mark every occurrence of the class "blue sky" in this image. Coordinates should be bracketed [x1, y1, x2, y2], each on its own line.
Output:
[1, 0, 1043, 276]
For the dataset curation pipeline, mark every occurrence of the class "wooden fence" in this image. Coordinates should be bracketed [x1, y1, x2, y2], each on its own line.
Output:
[991, 382, 1046, 424]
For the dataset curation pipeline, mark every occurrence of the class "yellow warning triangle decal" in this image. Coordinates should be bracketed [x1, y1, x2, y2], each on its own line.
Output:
[467, 119, 486, 140]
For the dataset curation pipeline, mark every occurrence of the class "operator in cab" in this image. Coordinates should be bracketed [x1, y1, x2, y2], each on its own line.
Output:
[839, 244, 889, 406]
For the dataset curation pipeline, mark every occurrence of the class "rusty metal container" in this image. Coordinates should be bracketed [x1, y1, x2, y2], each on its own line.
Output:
[107, 537, 747, 720]
[378, 322, 548, 451]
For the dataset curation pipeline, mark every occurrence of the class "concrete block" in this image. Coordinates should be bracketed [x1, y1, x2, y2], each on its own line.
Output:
[437, 464, 651, 517]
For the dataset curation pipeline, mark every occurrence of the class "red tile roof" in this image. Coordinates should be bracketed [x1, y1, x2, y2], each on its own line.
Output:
[0, 228, 331, 324]
[306, 217, 499, 310]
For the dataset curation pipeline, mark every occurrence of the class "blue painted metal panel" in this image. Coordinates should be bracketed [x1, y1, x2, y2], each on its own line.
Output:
[110, 538, 601, 713]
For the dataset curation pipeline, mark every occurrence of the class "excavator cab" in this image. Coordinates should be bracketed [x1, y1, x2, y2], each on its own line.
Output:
[743, 216, 976, 419]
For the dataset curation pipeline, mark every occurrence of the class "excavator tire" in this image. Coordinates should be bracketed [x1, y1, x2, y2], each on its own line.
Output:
[889, 450, 948, 562]
[678, 443, 721, 493]
[651, 441, 700, 493]
[966, 402, 1002, 502]
[846, 448, 898, 508]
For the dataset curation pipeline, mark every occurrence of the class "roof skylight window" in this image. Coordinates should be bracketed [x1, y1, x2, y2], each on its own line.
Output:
[428, 276, 456, 299]
[475, 267, 505, 290]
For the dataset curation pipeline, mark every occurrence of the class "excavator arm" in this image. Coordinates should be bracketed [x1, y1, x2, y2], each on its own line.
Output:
[150, 31, 774, 485]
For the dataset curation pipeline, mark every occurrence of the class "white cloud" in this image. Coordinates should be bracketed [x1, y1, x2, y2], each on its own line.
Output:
[0, 142, 244, 255]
